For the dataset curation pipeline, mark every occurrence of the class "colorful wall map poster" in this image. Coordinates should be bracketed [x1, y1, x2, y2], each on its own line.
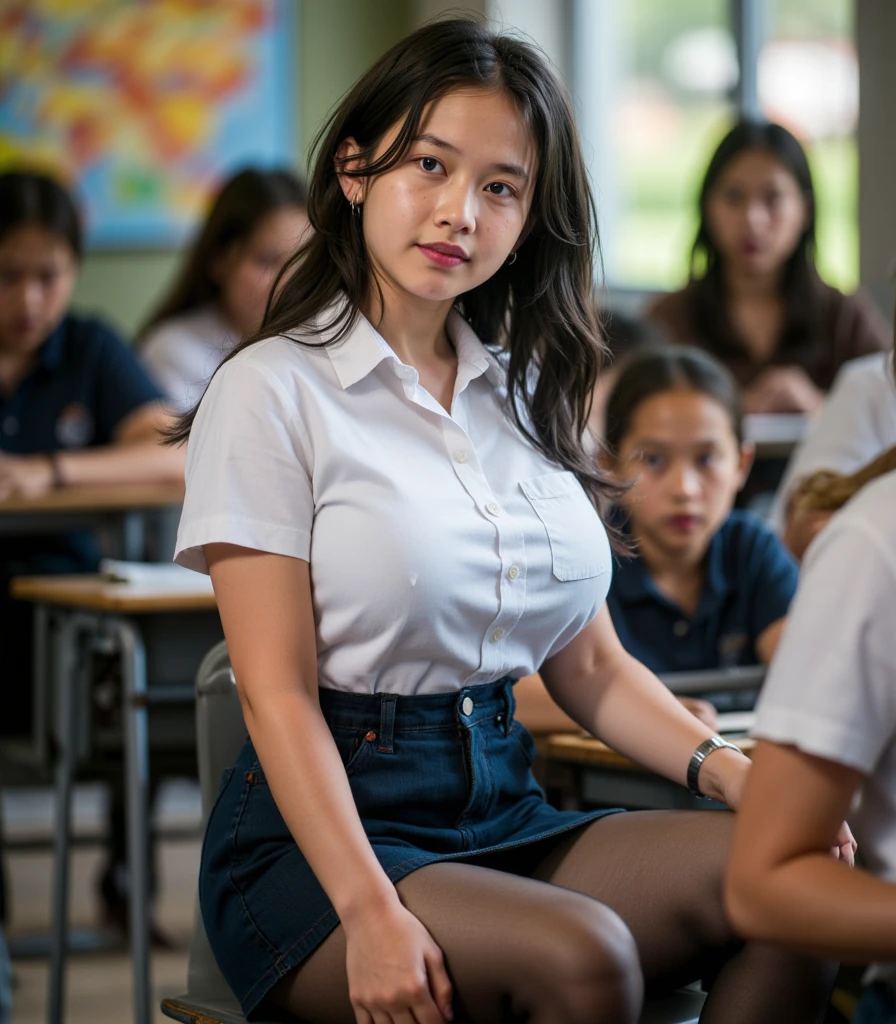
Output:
[0, 0, 294, 248]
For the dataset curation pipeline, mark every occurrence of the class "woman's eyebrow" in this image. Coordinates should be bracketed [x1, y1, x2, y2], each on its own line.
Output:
[412, 133, 530, 182]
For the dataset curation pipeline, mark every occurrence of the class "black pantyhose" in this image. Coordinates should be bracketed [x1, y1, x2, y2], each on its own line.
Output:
[271, 810, 836, 1023]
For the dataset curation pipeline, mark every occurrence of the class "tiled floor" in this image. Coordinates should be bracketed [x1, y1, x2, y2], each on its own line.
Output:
[5, 781, 200, 1024]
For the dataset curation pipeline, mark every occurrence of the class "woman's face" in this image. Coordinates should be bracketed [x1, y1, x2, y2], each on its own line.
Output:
[612, 388, 752, 564]
[216, 205, 310, 336]
[704, 147, 809, 280]
[0, 225, 78, 354]
[339, 86, 536, 311]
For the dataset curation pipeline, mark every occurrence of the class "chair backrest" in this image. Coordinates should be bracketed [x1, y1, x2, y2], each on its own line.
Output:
[187, 640, 247, 1003]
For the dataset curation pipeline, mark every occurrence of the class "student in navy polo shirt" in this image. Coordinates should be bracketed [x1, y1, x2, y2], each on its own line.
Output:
[0, 170, 184, 934]
[603, 346, 798, 724]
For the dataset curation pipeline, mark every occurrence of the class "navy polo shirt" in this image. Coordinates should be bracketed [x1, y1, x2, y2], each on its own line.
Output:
[607, 510, 798, 676]
[0, 313, 164, 573]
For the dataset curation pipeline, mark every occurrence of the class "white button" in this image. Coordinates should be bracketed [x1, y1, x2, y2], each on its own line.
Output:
[485, 502, 502, 516]
[508, 565, 519, 580]
[461, 696, 474, 716]
[453, 450, 468, 463]
[491, 628, 505, 642]
[673, 620, 689, 637]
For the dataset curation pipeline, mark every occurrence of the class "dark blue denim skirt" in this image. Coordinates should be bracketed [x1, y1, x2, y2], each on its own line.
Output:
[199, 678, 621, 1019]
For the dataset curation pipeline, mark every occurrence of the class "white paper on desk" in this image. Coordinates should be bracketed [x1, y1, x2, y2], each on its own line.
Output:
[715, 711, 756, 735]
[99, 559, 214, 593]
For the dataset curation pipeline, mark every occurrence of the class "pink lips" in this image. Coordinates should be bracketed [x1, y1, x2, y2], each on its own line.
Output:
[417, 242, 469, 268]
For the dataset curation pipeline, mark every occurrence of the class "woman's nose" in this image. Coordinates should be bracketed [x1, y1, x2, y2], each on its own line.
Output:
[434, 181, 476, 233]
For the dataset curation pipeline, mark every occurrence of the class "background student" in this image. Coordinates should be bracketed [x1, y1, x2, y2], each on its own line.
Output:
[139, 167, 309, 412]
[647, 120, 889, 415]
[603, 346, 799, 721]
[725, 341, 896, 1016]
[0, 169, 183, 935]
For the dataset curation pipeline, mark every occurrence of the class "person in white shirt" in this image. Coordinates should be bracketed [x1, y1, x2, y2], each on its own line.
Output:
[726, 345, 896, 971]
[171, 19, 838, 1024]
[770, 351, 896, 555]
[139, 168, 309, 412]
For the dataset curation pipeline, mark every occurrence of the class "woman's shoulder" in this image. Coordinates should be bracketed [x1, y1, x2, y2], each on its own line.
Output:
[643, 283, 697, 343]
[813, 279, 891, 353]
[141, 306, 234, 353]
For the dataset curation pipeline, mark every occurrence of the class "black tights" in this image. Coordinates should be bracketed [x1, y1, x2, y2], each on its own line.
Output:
[271, 811, 836, 1023]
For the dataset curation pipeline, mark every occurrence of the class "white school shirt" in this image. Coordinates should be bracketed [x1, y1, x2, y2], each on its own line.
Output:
[769, 353, 896, 532]
[140, 306, 238, 413]
[753, 471, 896, 881]
[175, 306, 612, 695]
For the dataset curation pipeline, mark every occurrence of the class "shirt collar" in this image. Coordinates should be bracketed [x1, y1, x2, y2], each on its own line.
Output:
[324, 301, 505, 392]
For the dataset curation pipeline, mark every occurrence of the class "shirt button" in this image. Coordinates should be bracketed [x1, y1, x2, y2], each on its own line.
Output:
[2, 416, 18, 436]
[507, 565, 520, 580]
[673, 620, 690, 637]
[453, 450, 468, 463]
[491, 628, 505, 642]
[485, 501, 502, 516]
[461, 696, 474, 716]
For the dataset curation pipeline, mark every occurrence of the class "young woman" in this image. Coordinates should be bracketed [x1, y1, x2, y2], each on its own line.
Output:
[173, 21, 841, 1023]
[0, 170, 183, 932]
[140, 167, 309, 411]
[647, 121, 889, 415]
[602, 346, 799, 722]
[725, 338, 896, 989]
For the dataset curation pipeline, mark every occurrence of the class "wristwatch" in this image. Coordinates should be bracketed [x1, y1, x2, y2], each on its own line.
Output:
[687, 736, 742, 798]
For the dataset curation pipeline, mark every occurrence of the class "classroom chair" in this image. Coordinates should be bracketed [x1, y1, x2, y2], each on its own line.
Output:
[161, 641, 705, 1024]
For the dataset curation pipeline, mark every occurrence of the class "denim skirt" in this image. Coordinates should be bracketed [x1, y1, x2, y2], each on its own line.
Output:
[199, 678, 621, 1019]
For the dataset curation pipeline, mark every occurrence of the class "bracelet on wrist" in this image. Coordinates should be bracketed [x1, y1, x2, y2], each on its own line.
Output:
[687, 736, 742, 799]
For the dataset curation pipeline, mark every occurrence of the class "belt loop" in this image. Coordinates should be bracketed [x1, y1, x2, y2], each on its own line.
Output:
[378, 694, 397, 753]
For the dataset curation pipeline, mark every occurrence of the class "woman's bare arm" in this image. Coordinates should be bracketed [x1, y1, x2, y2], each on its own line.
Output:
[540, 605, 749, 807]
[726, 740, 896, 961]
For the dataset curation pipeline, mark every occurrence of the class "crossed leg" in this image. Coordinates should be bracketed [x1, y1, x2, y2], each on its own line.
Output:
[271, 810, 835, 1023]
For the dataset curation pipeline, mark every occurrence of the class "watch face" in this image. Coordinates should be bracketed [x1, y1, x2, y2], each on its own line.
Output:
[55, 403, 94, 448]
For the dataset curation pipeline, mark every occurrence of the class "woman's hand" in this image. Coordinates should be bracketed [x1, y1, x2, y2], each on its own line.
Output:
[678, 696, 719, 730]
[831, 821, 857, 867]
[0, 453, 54, 501]
[344, 899, 453, 1023]
[742, 366, 824, 414]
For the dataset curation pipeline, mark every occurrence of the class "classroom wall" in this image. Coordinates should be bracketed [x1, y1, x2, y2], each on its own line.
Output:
[73, 0, 414, 337]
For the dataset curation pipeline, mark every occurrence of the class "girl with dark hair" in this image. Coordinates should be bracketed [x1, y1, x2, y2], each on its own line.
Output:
[0, 169, 183, 933]
[647, 120, 889, 414]
[173, 21, 839, 1023]
[140, 167, 309, 411]
[603, 346, 799, 722]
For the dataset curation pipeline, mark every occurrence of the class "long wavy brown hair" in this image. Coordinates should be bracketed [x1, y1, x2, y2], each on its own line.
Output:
[167, 18, 618, 513]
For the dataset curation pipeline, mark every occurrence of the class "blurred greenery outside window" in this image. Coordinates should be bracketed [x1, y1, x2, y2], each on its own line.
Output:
[581, 0, 857, 293]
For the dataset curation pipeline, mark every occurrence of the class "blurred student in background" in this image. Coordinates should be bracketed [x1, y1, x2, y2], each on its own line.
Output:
[603, 347, 799, 721]
[0, 169, 182, 935]
[139, 168, 309, 412]
[647, 121, 889, 414]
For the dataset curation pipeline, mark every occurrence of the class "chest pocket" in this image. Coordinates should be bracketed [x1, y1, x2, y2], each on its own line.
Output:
[520, 471, 610, 582]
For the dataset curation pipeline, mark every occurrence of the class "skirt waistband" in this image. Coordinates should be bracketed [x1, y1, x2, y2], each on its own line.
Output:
[318, 678, 517, 749]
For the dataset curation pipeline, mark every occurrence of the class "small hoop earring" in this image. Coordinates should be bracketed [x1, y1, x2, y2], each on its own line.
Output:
[350, 198, 355, 215]
[506, 251, 517, 266]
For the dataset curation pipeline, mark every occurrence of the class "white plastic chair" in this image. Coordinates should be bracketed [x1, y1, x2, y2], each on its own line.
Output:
[161, 641, 704, 1024]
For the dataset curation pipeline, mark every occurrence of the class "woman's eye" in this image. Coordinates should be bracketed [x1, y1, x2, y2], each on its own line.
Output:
[696, 452, 718, 468]
[485, 181, 514, 197]
[419, 157, 444, 174]
[640, 452, 665, 470]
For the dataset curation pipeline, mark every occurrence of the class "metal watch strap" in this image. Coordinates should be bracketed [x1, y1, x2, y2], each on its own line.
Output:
[687, 736, 741, 798]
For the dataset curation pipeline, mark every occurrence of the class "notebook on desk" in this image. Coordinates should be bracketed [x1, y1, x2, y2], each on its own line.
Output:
[99, 558, 214, 593]
[715, 711, 756, 735]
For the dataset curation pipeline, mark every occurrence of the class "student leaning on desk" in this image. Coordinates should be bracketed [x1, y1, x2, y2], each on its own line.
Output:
[0, 170, 184, 933]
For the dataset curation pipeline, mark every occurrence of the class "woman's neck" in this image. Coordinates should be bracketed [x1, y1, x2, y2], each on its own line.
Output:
[363, 284, 455, 369]
[723, 264, 783, 303]
[635, 533, 706, 617]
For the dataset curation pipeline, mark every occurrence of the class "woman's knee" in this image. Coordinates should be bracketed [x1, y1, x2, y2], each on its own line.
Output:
[530, 897, 643, 1023]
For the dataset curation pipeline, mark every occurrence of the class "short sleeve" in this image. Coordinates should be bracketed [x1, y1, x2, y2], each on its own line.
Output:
[742, 518, 798, 637]
[753, 510, 896, 774]
[174, 356, 313, 574]
[91, 323, 165, 439]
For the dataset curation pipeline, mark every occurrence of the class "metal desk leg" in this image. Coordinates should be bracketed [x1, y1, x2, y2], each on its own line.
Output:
[120, 511, 146, 562]
[117, 617, 152, 1024]
[48, 613, 93, 1024]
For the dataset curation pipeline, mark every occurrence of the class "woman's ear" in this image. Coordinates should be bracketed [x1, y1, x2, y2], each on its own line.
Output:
[736, 441, 756, 489]
[335, 138, 365, 206]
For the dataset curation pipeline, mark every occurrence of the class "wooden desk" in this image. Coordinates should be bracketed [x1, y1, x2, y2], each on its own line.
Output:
[544, 733, 756, 812]
[0, 482, 185, 560]
[12, 573, 221, 1024]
